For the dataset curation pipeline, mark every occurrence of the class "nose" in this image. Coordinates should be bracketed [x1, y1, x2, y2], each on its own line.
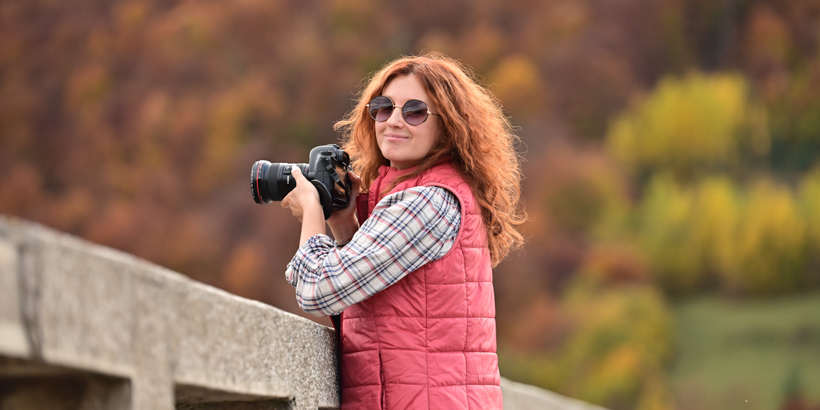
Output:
[385, 106, 405, 128]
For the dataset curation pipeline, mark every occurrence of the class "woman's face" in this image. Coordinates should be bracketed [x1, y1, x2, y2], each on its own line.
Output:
[375, 74, 440, 170]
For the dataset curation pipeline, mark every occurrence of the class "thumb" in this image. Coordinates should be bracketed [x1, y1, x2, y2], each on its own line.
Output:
[290, 165, 305, 183]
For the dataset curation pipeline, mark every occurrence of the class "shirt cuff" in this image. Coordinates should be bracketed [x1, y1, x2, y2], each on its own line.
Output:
[285, 234, 334, 285]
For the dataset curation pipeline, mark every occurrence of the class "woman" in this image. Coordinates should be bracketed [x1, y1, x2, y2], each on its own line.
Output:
[282, 52, 525, 409]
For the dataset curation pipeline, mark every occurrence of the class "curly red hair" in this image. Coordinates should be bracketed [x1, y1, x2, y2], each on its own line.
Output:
[334, 52, 526, 266]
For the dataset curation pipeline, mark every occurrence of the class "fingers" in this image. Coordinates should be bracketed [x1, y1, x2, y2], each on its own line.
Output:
[348, 171, 361, 193]
[281, 196, 303, 222]
[281, 166, 313, 223]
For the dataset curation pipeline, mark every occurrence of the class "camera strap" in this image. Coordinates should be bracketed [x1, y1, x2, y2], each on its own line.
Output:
[325, 164, 351, 208]
[325, 163, 347, 191]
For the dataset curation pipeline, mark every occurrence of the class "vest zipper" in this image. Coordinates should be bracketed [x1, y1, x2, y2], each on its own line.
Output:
[379, 351, 385, 409]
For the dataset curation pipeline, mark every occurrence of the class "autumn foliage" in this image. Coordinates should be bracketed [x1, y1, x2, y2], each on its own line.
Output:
[3, 0, 820, 409]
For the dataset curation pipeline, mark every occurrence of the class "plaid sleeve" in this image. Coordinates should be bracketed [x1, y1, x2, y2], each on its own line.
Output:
[284, 186, 461, 317]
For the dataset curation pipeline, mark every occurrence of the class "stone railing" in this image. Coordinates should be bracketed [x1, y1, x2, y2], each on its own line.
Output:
[0, 215, 606, 410]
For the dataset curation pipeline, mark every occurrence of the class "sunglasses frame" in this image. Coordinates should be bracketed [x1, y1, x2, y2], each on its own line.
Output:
[366, 96, 438, 125]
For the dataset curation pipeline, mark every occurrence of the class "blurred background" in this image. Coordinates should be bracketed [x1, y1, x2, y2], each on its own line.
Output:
[2, 0, 820, 409]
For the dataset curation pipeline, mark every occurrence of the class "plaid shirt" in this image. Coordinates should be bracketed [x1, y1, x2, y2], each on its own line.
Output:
[285, 186, 461, 317]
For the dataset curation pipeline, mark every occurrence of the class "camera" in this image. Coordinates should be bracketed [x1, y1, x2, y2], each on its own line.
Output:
[251, 144, 352, 220]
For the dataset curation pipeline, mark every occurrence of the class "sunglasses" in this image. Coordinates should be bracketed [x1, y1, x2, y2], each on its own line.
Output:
[366, 96, 438, 125]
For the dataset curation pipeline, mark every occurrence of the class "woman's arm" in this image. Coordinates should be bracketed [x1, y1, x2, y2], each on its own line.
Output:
[285, 186, 461, 317]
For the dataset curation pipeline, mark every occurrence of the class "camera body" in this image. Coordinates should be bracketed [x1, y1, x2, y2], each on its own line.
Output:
[251, 144, 352, 219]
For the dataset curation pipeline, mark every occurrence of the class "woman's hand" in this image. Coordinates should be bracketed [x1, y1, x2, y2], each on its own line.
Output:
[282, 167, 326, 244]
[326, 171, 362, 246]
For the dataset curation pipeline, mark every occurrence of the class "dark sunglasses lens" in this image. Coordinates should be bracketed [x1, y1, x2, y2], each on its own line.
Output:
[368, 97, 393, 122]
[403, 100, 429, 125]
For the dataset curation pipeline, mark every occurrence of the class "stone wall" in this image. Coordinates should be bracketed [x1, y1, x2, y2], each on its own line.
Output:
[0, 215, 606, 410]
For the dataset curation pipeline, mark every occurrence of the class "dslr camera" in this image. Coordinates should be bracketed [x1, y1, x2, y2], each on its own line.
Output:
[251, 144, 352, 219]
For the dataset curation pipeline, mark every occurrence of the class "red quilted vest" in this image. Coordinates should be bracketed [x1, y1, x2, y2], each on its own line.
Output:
[338, 162, 502, 409]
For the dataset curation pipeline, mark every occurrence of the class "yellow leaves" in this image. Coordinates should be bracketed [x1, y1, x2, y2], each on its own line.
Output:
[607, 72, 769, 178]
[635, 373, 676, 410]
[692, 177, 739, 277]
[636, 174, 813, 296]
[638, 174, 710, 292]
[586, 346, 642, 405]
[603, 70, 815, 296]
[488, 55, 546, 118]
[561, 284, 676, 408]
[799, 169, 820, 253]
[723, 181, 807, 294]
[499, 282, 676, 408]
[500, 268, 677, 410]
[637, 174, 744, 292]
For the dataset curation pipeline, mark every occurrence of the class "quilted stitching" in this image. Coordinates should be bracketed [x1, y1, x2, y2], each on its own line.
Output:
[340, 163, 502, 409]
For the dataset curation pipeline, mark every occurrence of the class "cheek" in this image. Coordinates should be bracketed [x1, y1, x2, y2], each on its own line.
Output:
[374, 123, 385, 144]
[422, 125, 440, 150]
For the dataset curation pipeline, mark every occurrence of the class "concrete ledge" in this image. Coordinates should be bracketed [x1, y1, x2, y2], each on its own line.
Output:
[0, 215, 607, 410]
[501, 378, 609, 410]
[0, 216, 337, 410]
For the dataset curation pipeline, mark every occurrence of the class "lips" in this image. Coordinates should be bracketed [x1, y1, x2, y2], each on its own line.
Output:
[383, 133, 409, 141]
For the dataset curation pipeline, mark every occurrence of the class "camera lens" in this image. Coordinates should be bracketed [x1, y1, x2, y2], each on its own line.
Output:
[251, 161, 308, 204]
[251, 160, 273, 204]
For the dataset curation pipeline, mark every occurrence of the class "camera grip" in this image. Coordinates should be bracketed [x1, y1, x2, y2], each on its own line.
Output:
[310, 180, 333, 220]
